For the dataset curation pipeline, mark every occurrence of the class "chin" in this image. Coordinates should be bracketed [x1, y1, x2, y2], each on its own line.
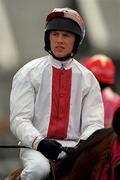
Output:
[55, 53, 67, 57]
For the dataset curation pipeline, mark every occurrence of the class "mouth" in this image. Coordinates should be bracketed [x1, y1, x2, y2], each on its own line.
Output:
[56, 46, 64, 51]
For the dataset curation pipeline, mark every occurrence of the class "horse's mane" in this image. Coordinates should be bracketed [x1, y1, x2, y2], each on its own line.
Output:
[55, 107, 120, 178]
[55, 128, 114, 177]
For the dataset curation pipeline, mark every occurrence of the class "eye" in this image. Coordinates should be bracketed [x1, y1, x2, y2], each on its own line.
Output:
[63, 32, 73, 38]
[63, 33, 69, 37]
[51, 31, 58, 36]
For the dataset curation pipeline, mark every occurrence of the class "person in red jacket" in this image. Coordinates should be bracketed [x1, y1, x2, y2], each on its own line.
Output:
[83, 54, 120, 128]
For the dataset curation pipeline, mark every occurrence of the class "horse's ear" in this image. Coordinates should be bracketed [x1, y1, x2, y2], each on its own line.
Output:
[112, 107, 120, 136]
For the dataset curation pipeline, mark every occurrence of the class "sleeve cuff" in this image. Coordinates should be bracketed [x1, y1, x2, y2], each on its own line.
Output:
[32, 135, 44, 150]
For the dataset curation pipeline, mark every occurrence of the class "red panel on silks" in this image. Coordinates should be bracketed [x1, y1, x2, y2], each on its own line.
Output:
[47, 66, 72, 139]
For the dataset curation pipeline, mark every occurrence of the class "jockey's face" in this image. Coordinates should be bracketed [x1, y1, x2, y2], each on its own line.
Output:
[50, 31, 75, 58]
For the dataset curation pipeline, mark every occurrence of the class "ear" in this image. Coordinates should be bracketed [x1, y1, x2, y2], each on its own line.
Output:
[112, 107, 120, 136]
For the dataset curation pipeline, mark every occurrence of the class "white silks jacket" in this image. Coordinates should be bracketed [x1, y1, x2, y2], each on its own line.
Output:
[10, 55, 104, 150]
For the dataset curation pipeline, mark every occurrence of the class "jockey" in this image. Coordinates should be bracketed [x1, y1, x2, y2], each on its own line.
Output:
[83, 54, 120, 128]
[10, 8, 104, 180]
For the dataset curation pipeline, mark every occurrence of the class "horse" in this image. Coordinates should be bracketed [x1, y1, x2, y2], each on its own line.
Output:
[5, 107, 120, 180]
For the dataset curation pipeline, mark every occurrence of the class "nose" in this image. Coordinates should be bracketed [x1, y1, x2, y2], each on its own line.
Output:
[56, 34, 63, 42]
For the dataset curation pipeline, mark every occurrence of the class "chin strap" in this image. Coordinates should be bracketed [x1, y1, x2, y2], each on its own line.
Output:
[49, 51, 74, 61]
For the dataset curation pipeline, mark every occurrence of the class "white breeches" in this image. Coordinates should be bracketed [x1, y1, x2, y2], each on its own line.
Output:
[20, 148, 50, 180]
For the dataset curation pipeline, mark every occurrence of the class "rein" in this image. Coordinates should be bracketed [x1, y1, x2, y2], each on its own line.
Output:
[0, 145, 74, 154]
[0, 145, 28, 148]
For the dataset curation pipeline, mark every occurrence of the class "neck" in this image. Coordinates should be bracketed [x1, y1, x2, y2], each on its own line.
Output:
[49, 51, 74, 61]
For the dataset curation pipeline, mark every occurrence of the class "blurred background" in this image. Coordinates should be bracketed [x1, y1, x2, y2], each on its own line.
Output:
[0, 0, 120, 178]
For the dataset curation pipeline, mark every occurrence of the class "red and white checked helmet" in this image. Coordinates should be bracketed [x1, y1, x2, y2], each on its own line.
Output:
[44, 8, 85, 55]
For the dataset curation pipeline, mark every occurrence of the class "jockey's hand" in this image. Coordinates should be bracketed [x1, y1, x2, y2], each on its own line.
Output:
[37, 139, 62, 160]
